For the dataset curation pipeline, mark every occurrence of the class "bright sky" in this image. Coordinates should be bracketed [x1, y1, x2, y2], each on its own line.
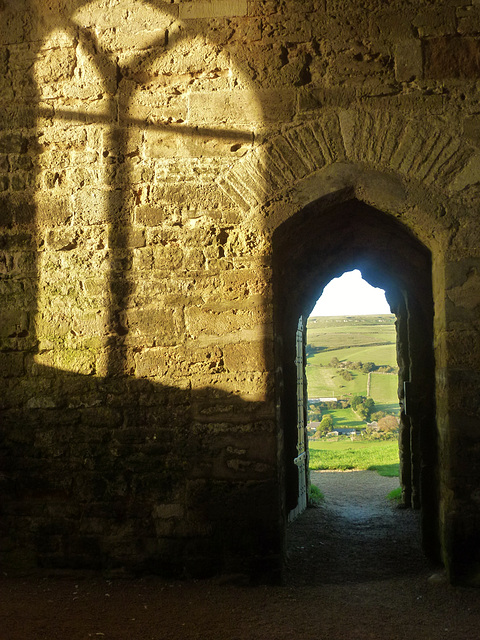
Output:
[311, 269, 391, 316]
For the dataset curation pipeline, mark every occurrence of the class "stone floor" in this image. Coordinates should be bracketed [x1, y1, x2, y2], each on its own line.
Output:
[1, 471, 479, 639]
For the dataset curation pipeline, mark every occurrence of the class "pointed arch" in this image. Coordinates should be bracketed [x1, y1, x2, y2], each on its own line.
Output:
[272, 195, 439, 563]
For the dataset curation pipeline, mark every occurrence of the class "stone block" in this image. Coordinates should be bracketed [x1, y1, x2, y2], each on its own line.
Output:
[183, 247, 206, 271]
[25, 395, 57, 409]
[372, 11, 414, 41]
[179, 1, 248, 19]
[122, 92, 188, 125]
[0, 198, 13, 228]
[186, 303, 267, 338]
[132, 247, 154, 272]
[188, 89, 295, 126]
[144, 126, 251, 159]
[394, 40, 423, 82]
[10, 173, 28, 191]
[0, 46, 7, 75]
[127, 228, 146, 248]
[298, 86, 356, 111]
[34, 47, 76, 85]
[109, 226, 145, 250]
[463, 116, 480, 147]
[35, 194, 72, 226]
[413, 8, 456, 37]
[55, 349, 96, 376]
[446, 263, 480, 310]
[72, 311, 108, 338]
[80, 407, 123, 429]
[0, 134, 28, 155]
[127, 308, 178, 342]
[457, 7, 480, 35]
[73, 189, 123, 225]
[222, 16, 262, 44]
[153, 503, 184, 519]
[0, 4, 30, 44]
[445, 371, 480, 422]
[0, 75, 14, 102]
[73, 1, 175, 54]
[0, 310, 28, 338]
[262, 13, 312, 43]
[134, 348, 168, 378]
[356, 170, 407, 213]
[223, 341, 271, 372]
[0, 103, 35, 130]
[135, 206, 164, 227]
[151, 183, 228, 216]
[442, 330, 480, 369]
[46, 228, 78, 251]
[424, 37, 480, 79]
[450, 151, 480, 192]
[0, 352, 24, 377]
[13, 251, 36, 275]
[152, 244, 183, 271]
[10, 155, 33, 172]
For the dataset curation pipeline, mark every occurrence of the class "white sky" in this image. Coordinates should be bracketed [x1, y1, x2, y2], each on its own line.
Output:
[311, 269, 391, 316]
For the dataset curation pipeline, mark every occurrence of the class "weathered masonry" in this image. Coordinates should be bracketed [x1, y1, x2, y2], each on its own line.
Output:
[1, 0, 480, 585]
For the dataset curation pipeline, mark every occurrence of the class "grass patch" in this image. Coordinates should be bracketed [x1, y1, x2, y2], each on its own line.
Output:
[387, 487, 402, 504]
[309, 440, 373, 450]
[309, 439, 399, 475]
[369, 463, 399, 477]
[308, 484, 325, 506]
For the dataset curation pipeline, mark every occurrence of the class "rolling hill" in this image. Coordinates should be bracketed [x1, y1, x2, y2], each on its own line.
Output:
[306, 314, 398, 414]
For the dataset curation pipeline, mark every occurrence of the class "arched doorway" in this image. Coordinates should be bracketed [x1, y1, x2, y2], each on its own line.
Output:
[273, 197, 439, 566]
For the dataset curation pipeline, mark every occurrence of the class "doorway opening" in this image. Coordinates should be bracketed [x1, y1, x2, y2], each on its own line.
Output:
[273, 198, 439, 574]
[306, 270, 399, 487]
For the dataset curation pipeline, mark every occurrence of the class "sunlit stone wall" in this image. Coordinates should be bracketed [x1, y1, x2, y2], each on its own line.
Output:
[1, 0, 480, 583]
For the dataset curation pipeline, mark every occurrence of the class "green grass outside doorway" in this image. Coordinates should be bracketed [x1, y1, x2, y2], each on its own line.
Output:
[309, 439, 399, 476]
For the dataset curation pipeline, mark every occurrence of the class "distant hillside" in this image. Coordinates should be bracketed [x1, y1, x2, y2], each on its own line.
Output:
[306, 314, 398, 414]
[307, 314, 396, 366]
[309, 315, 395, 326]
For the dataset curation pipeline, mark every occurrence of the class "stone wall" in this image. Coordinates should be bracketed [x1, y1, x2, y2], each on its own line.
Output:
[1, 0, 480, 584]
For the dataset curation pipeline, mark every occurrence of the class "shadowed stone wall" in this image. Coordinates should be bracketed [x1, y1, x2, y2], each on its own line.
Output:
[1, 0, 480, 584]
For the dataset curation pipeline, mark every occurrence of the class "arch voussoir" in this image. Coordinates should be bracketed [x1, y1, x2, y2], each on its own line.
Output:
[268, 135, 311, 182]
[220, 110, 477, 212]
[308, 113, 346, 164]
[283, 125, 329, 174]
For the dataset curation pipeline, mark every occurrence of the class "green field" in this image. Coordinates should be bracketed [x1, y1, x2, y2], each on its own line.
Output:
[370, 372, 398, 402]
[309, 439, 399, 476]
[306, 315, 399, 414]
[307, 315, 396, 356]
[308, 343, 396, 369]
[315, 407, 366, 430]
[369, 373, 399, 414]
[307, 315, 396, 365]
[307, 367, 368, 398]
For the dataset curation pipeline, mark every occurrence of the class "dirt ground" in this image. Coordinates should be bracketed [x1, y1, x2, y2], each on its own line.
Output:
[1, 470, 479, 640]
